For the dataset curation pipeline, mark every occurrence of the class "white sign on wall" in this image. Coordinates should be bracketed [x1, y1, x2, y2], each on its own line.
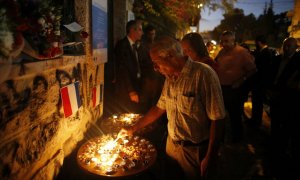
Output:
[92, 0, 108, 64]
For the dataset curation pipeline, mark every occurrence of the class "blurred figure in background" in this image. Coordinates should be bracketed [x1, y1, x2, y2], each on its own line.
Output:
[215, 30, 256, 143]
[269, 37, 300, 180]
[239, 43, 255, 114]
[114, 20, 144, 113]
[139, 24, 165, 113]
[181, 33, 218, 71]
[249, 35, 274, 128]
[206, 41, 217, 59]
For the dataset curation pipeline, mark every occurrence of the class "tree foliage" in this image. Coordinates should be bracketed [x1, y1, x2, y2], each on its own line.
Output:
[211, 1, 291, 48]
[133, 0, 237, 37]
[211, 8, 256, 43]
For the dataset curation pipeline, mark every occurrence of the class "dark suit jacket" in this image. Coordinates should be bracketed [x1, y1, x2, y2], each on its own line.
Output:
[271, 51, 300, 106]
[114, 37, 142, 112]
[274, 52, 300, 92]
[254, 47, 274, 88]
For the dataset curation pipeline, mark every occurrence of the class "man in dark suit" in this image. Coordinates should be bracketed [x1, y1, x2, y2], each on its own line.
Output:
[269, 37, 300, 179]
[114, 20, 144, 113]
[249, 35, 275, 128]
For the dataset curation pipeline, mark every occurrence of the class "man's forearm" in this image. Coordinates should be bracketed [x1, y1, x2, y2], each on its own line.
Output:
[131, 106, 165, 133]
[206, 119, 225, 158]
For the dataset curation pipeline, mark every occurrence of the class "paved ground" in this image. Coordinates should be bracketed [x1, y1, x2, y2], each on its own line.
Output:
[56, 103, 275, 180]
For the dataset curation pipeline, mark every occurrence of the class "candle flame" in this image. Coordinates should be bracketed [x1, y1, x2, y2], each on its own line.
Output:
[104, 140, 117, 150]
[122, 117, 131, 122]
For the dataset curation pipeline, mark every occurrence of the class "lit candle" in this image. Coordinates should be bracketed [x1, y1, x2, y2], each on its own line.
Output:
[91, 157, 98, 163]
[123, 117, 131, 122]
[101, 154, 108, 162]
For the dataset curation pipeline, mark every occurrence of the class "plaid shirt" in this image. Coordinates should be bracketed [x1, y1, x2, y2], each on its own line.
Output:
[157, 58, 226, 143]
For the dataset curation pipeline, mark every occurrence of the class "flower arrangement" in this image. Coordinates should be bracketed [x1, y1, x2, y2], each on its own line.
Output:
[0, 0, 63, 60]
[20, 0, 63, 59]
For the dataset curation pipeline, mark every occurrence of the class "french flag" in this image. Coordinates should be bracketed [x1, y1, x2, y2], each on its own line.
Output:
[92, 84, 103, 107]
[60, 81, 82, 118]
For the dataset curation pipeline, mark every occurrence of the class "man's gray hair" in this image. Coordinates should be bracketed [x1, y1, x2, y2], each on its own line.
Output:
[150, 36, 183, 58]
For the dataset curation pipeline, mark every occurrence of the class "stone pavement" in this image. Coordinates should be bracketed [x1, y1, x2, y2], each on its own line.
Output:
[56, 105, 274, 180]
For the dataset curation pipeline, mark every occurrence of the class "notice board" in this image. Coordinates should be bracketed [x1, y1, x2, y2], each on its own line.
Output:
[92, 0, 108, 64]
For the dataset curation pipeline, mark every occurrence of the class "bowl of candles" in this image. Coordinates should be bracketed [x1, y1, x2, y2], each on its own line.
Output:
[77, 134, 157, 177]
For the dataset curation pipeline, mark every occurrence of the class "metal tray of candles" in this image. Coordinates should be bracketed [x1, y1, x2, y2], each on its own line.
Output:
[100, 113, 154, 134]
[77, 134, 157, 177]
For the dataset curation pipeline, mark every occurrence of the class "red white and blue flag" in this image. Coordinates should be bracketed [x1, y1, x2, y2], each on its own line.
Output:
[92, 84, 103, 108]
[60, 81, 82, 118]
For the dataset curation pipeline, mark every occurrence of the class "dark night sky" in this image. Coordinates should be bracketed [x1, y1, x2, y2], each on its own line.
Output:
[200, 0, 294, 31]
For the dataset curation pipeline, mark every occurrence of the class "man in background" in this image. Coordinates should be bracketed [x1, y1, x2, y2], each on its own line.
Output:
[139, 24, 165, 113]
[114, 20, 143, 113]
[269, 37, 300, 180]
[215, 30, 256, 143]
[250, 35, 275, 128]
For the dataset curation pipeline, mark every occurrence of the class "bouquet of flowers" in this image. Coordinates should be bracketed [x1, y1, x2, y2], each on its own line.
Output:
[1, 0, 63, 60]
[20, 0, 63, 59]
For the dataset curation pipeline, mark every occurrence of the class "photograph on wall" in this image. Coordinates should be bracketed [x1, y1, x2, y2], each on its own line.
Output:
[92, 0, 108, 64]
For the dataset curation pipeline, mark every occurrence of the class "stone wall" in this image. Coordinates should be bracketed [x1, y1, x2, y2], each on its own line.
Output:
[0, 1, 105, 179]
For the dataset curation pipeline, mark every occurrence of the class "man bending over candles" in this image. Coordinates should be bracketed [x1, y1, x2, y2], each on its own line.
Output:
[118, 36, 226, 180]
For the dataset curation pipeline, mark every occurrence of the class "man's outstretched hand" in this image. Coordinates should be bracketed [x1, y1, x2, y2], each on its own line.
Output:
[117, 127, 134, 140]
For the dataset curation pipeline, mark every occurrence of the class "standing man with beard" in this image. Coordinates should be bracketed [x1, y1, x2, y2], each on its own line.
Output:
[114, 20, 144, 113]
[215, 31, 256, 143]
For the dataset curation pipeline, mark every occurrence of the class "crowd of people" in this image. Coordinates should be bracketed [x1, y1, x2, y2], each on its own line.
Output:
[104, 19, 300, 180]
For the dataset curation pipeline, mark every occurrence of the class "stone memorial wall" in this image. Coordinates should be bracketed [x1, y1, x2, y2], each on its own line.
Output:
[0, 0, 105, 179]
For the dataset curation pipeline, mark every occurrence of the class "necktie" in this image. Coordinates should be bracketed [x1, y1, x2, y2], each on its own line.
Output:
[132, 43, 141, 78]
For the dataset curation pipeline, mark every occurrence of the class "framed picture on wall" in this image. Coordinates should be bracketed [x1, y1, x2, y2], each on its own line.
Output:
[92, 0, 108, 64]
